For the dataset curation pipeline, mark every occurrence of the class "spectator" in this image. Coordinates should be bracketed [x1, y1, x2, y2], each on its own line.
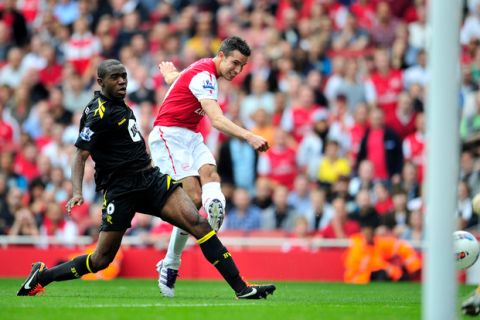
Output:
[403, 49, 427, 90]
[305, 188, 333, 231]
[319, 197, 360, 239]
[458, 180, 476, 230]
[399, 208, 424, 241]
[240, 74, 275, 129]
[332, 12, 369, 53]
[225, 188, 261, 231]
[296, 109, 328, 180]
[0, 186, 22, 234]
[0, 103, 14, 152]
[347, 103, 369, 163]
[0, 21, 12, 62]
[128, 65, 156, 105]
[287, 173, 312, 215]
[336, 58, 368, 113]
[380, 188, 411, 237]
[252, 177, 273, 210]
[62, 72, 91, 113]
[461, 2, 480, 46]
[460, 150, 480, 197]
[385, 91, 417, 140]
[40, 202, 78, 245]
[316, 139, 351, 191]
[369, 1, 402, 48]
[262, 185, 298, 232]
[1, 151, 27, 191]
[396, 161, 421, 204]
[63, 16, 100, 76]
[357, 108, 403, 182]
[407, 3, 427, 61]
[217, 132, 259, 195]
[373, 181, 393, 215]
[0, 47, 27, 89]
[365, 48, 404, 120]
[8, 207, 39, 236]
[250, 108, 276, 148]
[349, 159, 376, 199]
[403, 112, 425, 183]
[461, 92, 480, 141]
[0, 0, 30, 47]
[258, 129, 298, 190]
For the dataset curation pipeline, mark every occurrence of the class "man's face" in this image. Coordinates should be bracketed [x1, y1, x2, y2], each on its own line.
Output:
[98, 64, 128, 100]
[218, 50, 248, 81]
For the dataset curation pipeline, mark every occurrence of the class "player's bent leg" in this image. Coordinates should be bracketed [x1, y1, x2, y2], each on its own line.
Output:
[17, 230, 125, 296]
[199, 165, 226, 231]
[161, 188, 276, 299]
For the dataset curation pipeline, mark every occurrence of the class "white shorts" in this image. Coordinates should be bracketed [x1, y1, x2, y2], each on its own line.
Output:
[148, 126, 216, 180]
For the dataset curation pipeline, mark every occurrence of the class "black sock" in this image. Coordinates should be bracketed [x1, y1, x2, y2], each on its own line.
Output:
[197, 231, 247, 293]
[39, 254, 93, 286]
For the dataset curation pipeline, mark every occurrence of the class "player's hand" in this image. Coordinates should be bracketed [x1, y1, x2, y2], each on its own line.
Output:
[158, 61, 177, 77]
[462, 292, 480, 316]
[66, 194, 84, 215]
[246, 133, 269, 152]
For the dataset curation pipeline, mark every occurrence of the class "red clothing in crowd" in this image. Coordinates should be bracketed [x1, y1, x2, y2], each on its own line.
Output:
[0, 119, 14, 152]
[319, 220, 361, 239]
[349, 122, 368, 163]
[366, 128, 389, 180]
[375, 198, 394, 215]
[261, 146, 298, 190]
[403, 132, 425, 183]
[14, 152, 38, 182]
[289, 105, 322, 143]
[368, 70, 403, 119]
[39, 64, 63, 87]
[385, 111, 417, 140]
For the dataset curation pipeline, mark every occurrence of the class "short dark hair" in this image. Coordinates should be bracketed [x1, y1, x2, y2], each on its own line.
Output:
[97, 59, 122, 79]
[218, 36, 251, 57]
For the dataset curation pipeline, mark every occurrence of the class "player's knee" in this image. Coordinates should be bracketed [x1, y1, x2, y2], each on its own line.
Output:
[190, 192, 202, 209]
[190, 216, 212, 238]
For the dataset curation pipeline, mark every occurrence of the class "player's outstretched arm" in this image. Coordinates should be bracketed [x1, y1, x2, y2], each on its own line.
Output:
[158, 61, 180, 85]
[201, 99, 269, 152]
[66, 148, 90, 214]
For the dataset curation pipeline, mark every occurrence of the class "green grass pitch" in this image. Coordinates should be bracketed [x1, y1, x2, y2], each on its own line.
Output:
[0, 279, 476, 320]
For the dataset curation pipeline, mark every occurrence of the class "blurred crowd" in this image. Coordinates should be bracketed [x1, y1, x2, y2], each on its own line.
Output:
[0, 0, 479, 248]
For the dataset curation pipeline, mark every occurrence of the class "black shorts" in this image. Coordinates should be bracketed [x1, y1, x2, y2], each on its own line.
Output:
[100, 167, 180, 232]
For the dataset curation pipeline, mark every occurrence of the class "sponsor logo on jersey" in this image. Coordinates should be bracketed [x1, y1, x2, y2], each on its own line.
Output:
[79, 127, 94, 141]
[202, 79, 215, 90]
[194, 107, 206, 116]
[94, 98, 106, 118]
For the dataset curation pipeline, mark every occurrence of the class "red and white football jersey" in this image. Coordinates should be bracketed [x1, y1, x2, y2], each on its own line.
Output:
[153, 58, 219, 132]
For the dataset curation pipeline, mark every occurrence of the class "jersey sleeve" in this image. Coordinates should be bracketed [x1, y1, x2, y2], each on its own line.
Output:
[188, 71, 218, 101]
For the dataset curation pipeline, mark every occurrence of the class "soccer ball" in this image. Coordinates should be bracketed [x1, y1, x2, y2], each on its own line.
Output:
[454, 230, 480, 270]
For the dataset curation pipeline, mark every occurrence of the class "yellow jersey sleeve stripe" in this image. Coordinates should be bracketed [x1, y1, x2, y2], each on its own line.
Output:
[197, 230, 216, 244]
[118, 118, 126, 126]
[167, 175, 171, 190]
[86, 253, 93, 273]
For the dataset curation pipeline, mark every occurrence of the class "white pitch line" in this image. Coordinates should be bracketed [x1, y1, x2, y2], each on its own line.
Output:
[13, 302, 264, 308]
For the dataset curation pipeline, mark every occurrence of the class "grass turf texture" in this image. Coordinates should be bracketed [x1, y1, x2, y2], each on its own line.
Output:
[0, 279, 476, 320]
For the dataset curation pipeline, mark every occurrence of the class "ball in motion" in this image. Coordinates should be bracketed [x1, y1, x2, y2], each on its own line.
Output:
[454, 230, 480, 270]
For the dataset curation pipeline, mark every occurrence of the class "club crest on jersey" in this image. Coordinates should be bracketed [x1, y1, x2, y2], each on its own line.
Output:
[79, 127, 94, 141]
[202, 79, 215, 90]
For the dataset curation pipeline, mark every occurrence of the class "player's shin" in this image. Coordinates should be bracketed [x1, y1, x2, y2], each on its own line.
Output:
[197, 231, 247, 293]
[39, 254, 93, 286]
